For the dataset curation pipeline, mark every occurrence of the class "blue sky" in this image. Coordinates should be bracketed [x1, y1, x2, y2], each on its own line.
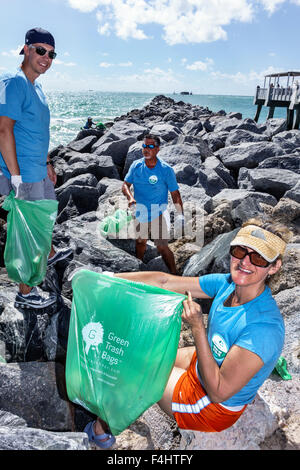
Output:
[1, 0, 299, 95]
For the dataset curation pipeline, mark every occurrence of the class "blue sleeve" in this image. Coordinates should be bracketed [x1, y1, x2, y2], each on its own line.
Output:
[165, 166, 179, 192]
[124, 162, 136, 184]
[199, 273, 231, 298]
[235, 323, 284, 365]
[0, 76, 24, 121]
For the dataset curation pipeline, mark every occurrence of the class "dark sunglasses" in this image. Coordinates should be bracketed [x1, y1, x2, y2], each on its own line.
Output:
[29, 45, 57, 59]
[230, 245, 270, 268]
[142, 144, 156, 149]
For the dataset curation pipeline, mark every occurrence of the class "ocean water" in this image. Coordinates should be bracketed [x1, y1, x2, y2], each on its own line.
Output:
[46, 91, 287, 150]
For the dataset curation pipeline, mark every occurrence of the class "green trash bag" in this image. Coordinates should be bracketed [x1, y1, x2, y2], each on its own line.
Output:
[65, 269, 186, 436]
[99, 209, 132, 238]
[2, 191, 58, 286]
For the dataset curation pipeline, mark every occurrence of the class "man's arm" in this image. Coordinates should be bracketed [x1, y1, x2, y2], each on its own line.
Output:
[170, 189, 183, 215]
[122, 181, 136, 207]
[0, 116, 20, 175]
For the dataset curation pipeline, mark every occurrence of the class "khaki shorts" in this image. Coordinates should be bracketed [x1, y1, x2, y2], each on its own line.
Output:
[135, 212, 170, 247]
[0, 169, 56, 201]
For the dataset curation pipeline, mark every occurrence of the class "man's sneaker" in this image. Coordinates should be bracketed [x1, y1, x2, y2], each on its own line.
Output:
[47, 248, 73, 267]
[14, 287, 57, 310]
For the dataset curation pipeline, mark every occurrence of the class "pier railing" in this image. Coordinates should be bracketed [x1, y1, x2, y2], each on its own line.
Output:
[254, 82, 300, 128]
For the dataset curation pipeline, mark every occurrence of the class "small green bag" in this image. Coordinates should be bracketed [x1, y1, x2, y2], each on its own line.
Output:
[2, 191, 58, 286]
[99, 209, 132, 238]
[65, 269, 186, 435]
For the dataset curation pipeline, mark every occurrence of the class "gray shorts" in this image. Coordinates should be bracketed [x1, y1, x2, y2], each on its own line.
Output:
[0, 169, 56, 201]
[135, 212, 170, 247]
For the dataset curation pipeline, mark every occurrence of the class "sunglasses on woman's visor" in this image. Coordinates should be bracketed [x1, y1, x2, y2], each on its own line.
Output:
[229, 245, 271, 268]
[29, 45, 57, 59]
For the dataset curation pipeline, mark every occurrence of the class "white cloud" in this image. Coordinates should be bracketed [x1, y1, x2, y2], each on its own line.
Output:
[66, 0, 254, 45]
[186, 58, 214, 71]
[257, 0, 286, 14]
[119, 61, 133, 67]
[54, 59, 77, 67]
[99, 61, 113, 67]
[66, 0, 300, 46]
[1, 45, 23, 57]
[210, 66, 284, 84]
[67, 0, 101, 12]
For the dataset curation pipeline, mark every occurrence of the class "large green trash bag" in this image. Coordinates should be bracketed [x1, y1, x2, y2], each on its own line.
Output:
[65, 269, 186, 435]
[2, 191, 58, 286]
[99, 209, 132, 238]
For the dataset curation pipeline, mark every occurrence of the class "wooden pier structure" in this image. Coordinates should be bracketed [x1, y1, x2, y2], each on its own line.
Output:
[253, 71, 300, 129]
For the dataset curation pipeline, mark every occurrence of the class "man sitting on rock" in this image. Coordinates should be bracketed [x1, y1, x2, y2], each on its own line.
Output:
[0, 27, 72, 309]
[122, 134, 184, 274]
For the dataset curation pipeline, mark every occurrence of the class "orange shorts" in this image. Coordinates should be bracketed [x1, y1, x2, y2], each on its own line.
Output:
[172, 352, 247, 432]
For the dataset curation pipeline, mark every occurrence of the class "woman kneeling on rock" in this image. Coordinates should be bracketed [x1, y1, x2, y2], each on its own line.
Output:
[84, 218, 291, 449]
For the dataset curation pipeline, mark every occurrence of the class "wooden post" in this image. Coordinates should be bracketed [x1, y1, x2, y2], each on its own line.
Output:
[293, 108, 300, 129]
[254, 104, 262, 122]
[286, 109, 294, 130]
[267, 107, 275, 119]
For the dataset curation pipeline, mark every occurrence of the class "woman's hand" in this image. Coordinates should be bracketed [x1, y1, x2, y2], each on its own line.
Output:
[182, 291, 204, 329]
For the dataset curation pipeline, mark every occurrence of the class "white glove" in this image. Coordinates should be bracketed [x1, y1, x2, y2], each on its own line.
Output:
[174, 214, 185, 229]
[102, 271, 115, 277]
[11, 175, 23, 198]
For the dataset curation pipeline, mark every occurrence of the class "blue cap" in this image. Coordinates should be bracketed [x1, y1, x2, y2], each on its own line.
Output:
[19, 28, 55, 55]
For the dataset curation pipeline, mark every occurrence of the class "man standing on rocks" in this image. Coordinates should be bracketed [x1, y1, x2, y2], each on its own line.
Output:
[0, 27, 72, 309]
[122, 134, 184, 274]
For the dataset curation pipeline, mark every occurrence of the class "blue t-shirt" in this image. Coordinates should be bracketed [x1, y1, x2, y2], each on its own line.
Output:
[0, 69, 50, 183]
[199, 273, 284, 407]
[124, 157, 179, 222]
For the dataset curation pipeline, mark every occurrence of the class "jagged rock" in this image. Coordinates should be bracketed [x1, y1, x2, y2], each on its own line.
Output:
[67, 135, 98, 153]
[257, 154, 300, 174]
[0, 427, 89, 450]
[0, 361, 72, 430]
[93, 136, 136, 167]
[238, 168, 299, 199]
[217, 141, 284, 170]
[225, 129, 268, 146]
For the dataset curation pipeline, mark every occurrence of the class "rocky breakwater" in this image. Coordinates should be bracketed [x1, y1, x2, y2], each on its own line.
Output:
[0, 95, 299, 450]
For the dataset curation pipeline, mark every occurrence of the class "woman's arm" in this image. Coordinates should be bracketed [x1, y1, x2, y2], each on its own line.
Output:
[115, 271, 211, 299]
[183, 292, 264, 403]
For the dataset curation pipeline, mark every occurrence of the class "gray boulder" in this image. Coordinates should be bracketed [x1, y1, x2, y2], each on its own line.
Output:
[67, 135, 98, 153]
[0, 426, 88, 450]
[0, 362, 72, 431]
[212, 188, 277, 210]
[93, 136, 136, 167]
[238, 168, 299, 199]
[272, 130, 300, 153]
[158, 143, 204, 168]
[149, 123, 182, 142]
[217, 142, 284, 170]
[284, 181, 300, 203]
[225, 129, 268, 147]
[257, 154, 300, 174]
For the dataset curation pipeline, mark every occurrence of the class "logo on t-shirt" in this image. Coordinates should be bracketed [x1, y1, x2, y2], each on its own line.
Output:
[211, 333, 228, 361]
[149, 175, 158, 185]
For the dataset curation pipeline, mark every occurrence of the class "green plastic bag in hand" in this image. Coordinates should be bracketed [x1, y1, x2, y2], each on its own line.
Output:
[65, 269, 186, 436]
[99, 209, 132, 238]
[2, 191, 58, 286]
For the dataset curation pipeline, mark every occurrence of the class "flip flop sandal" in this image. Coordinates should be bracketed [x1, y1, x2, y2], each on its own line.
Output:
[84, 421, 116, 449]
